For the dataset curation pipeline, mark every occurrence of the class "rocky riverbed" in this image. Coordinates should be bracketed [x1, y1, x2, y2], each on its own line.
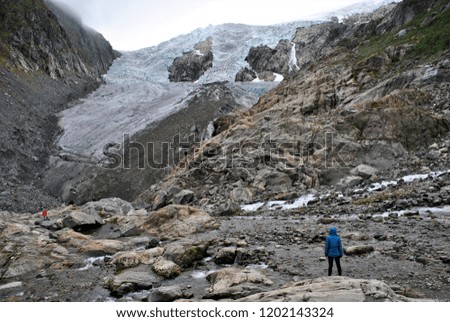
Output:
[1, 170, 448, 302]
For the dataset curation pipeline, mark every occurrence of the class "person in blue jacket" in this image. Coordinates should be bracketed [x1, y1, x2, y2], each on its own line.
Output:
[324, 227, 343, 276]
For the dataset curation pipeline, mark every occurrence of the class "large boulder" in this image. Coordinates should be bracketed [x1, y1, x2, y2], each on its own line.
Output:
[350, 164, 378, 179]
[105, 266, 161, 297]
[241, 277, 417, 302]
[139, 205, 219, 238]
[205, 267, 274, 300]
[164, 240, 209, 268]
[111, 247, 165, 270]
[82, 198, 135, 217]
[152, 258, 182, 279]
[61, 210, 104, 231]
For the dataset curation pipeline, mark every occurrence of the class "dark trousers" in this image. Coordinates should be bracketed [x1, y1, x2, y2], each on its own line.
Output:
[328, 256, 342, 276]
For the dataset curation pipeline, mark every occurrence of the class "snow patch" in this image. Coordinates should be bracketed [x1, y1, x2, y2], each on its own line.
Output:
[274, 73, 284, 82]
[289, 42, 300, 72]
[241, 194, 316, 212]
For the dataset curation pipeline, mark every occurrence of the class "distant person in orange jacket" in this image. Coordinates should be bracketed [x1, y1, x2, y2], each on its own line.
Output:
[324, 227, 343, 276]
[42, 209, 49, 221]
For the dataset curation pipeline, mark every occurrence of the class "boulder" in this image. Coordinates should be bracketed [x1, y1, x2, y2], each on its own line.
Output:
[151, 191, 168, 211]
[80, 239, 126, 255]
[344, 245, 375, 256]
[149, 285, 193, 302]
[111, 247, 165, 270]
[61, 211, 104, 231]
[105, 266, 161, 297]
[173, 190, 195, 205]
[214, 246, 237, 265]
[164, 241, 209, 268]
[82, 198, 134, 217]
[213, 201, 241, 216]
[336, 176, 363, 189]
[205, 267, 274, 300]
[350, 165, 378, 179]
[241, 277, 413, 302]
[139, 205, 219, 238]
[152, 258, 182, 279]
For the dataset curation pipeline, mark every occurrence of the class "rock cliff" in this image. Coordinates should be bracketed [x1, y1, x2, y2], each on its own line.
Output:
[0, 0, 119, 212]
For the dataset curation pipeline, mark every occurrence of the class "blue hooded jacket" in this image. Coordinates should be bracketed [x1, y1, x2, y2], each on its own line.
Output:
[325, 227, 343, 258]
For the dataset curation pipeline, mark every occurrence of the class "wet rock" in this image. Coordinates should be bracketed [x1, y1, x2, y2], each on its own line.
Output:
[241, 277, 417, 302]
[344, 245, 375, 256]
[105, 266, 161, 298]
[111, 247, 165, 270]
[139, 205, 219, 238]
[214, 247, 237, 265]
[61, 210, 104, 231]
[149, 285, 193, 302]
[205, 267, 274, 300]
[152, 258, 182, 279]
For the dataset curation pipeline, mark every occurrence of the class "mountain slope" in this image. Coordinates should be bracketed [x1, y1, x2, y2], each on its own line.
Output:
[0, 0, 119, 212]
[138, 0, 450, 213]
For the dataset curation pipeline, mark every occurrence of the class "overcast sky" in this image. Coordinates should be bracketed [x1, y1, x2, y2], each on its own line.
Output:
[51, 0, 374, 51]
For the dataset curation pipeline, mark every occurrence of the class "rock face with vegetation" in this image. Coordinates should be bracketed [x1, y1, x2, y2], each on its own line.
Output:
[0, 0, 119, 212]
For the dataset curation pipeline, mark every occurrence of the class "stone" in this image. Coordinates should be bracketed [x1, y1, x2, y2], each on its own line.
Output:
[214, 246, 237, 265]
[82, 198, 135, 217]
[80, 239, 126, 255]
[164, 241, 209, 268]
[344, 245, 375, 256]
[105, 266, 161, 297]
[241, 277, 417, 302]
[336, 176, 363, 189]
[151, 191, 167, 211]
[139, 205, 219, 238]
[205, 267, 274, 300]
[152, 258, 182, 279]
[426, 150, 441, 160]
[350, 165, 378, 179]
[149, 285, 192, 302]
[213, 201, 241, 216]
[173, 190, 195, 205]
[61, 211, 104, 231]
[111, 247, 165, 270]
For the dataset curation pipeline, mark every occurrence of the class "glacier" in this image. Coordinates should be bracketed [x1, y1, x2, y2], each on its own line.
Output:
[56, 0, 400, 161]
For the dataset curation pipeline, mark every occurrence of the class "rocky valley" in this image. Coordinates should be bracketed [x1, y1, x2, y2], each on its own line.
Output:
[0, 0, 449, 302]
